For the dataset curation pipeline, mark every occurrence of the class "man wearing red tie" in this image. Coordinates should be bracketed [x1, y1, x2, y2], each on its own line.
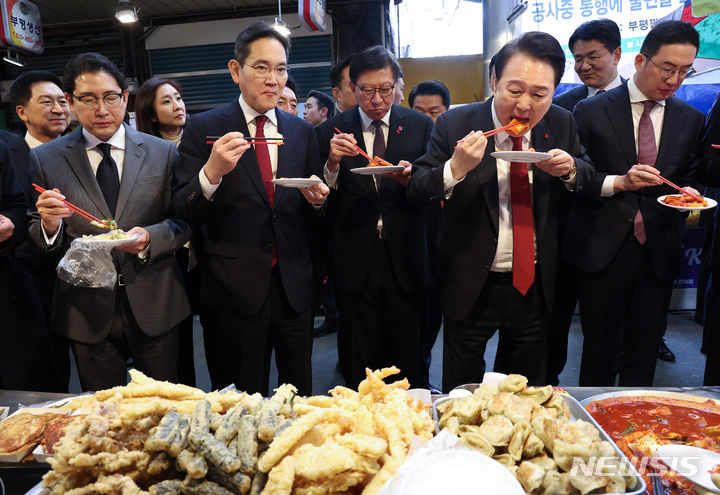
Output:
[408, 32, 593, 391]
[564, 21, 704, 386]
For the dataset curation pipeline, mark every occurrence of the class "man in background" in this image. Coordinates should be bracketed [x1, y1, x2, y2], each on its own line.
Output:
[409, 80, 450, 124]
[564, 21, 704, 386]
[394, 71, 405, 105]
[548, 18, 624, 384]
[278, 76, 299, 115]
[303, 90, 335, 127]
[330, 55, 357, 113]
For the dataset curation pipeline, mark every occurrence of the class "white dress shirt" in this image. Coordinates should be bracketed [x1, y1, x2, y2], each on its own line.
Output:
[587, 73, 622, 97]
[601, 75, 665, 197]
[200, 94, 282, 200]
[24, 131, 45, 150]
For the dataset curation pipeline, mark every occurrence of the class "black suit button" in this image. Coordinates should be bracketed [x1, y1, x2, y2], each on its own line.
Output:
[272, 214, 278, 219]
[627, 218, 633, 224]
[483, 265, 490, 271]
[493, 237, 498, 244]
[265, 242, 273, 249]
[187, 191, 197, 201]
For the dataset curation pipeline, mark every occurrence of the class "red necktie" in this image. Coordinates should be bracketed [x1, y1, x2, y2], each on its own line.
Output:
[255, 115, 274, 206]
[509, 135, 534, 295]
[634, 100, 657, 245]
[254, 115, 277, 266]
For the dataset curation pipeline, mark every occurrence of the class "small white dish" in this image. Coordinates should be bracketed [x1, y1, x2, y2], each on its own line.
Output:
[350, 165, 404, 175]
[491, 151, 553, 163]
[271, 178, 322, 188]
[657, 194, 717, 212]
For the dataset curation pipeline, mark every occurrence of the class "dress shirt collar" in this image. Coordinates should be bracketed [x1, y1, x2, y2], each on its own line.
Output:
[628, 75, 666, 107]
[238, 94, 278, 128]
[83, 124, 126, 150]
[491, 99, 531, 149]
[588, 73, 622, 97]
[358, 107, 391, 132]
[24, 131, 45, 149]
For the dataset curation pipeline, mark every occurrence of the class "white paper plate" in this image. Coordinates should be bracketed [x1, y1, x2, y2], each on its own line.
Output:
[491, 151, 553, 163]
[76, 232, 140, 246]
[350, 165, 404, 175]
[271, 177, 322, 188]
[657, 195, 717, 211]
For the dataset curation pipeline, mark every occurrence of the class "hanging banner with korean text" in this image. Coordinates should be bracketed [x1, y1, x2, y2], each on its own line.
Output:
[0, 0, 42, 54]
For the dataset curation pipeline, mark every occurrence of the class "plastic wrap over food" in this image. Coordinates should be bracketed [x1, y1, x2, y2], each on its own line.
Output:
[56, 234, 138, 289]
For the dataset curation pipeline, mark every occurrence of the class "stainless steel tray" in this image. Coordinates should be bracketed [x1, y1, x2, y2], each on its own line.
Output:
[433, 391, 647, 495]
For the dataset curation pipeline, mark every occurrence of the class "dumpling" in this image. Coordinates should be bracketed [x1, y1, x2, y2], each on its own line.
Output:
[453, 395, 485, 424]
[605, 473, 627, 493]
[503, 395, 535, 425]
[516, 460, 545, 493]
[568, 470, 608, 495]
[507, 420, 531, 462]
[532, 417, 558, 454]
[487, 392, 514, 416]
[473, 383, 498, 401]
[458, 425, 495, 457]
[478, 415, 514, 447]
[541, 470, 574, 495]
[518, 385, 553, 405]
[526, 454, 556, 472]
[493, 453, 515, 469]
[552, 439, 592, 472]
[498, 374, 528, 393]
[543, 393, 571, 420]
[523, 432, 545, 459]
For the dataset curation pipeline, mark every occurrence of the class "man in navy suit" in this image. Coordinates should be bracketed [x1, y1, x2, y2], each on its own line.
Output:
[316, 46, 434, 388]
[173, 22, 329, 396]
[408, 32, 593, 391]
[548, 19, 623, 385]
[564, 21, 704, 386]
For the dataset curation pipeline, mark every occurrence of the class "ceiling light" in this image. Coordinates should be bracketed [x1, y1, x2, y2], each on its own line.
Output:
[3, 49, 24, 67]
[272, 18, 291, 37]
[115, 0, 138, 23]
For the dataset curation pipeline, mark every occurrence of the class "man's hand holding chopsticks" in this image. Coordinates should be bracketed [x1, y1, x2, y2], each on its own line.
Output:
[613, 164, 663, 192]
[299, 175, 330, 206]
[382, 160, 413, 186]
[203, 132, 251, 185]
[0, 214, 15, 243]
[36, 188, 72, 236]
[450, 130, 487, 181]
[327, 131, 359, 173]
[115, 226, 150, 255]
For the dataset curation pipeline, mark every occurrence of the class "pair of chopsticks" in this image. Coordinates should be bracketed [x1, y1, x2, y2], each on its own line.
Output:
[654, 173, 704, 201]
[333, 127, 382, 166]
[32, 183, 111, 229]
[454, 122, 521, 149]
[205, 135, 284, 145]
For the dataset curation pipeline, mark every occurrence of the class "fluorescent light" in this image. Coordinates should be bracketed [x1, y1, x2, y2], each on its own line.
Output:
[3, 50, 23, 67]
[272, 18, 291, 37]
[115, 0, 138, 23]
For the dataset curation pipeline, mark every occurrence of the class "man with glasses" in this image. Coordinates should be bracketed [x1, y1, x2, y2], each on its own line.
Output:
[564, 20, 704, 386]
[173, 22, 328, 396]
[29, 52, 191, 390]
[316, 46, 434, 388]
[547, 19, 625, 385]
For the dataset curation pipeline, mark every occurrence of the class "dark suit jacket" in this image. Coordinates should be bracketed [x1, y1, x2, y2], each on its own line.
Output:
[28, 125, 191, 344]
[173, 100, 322, 315]
[698, 92, 720, 188]
[407, 99, 594, 321]
[553, 85, 589, 113]
[315, 105, 434, 295]
[563, 82, 705, 282]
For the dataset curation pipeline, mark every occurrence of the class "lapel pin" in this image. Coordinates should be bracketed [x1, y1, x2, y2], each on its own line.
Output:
[396, 126, 403, 135]
[544, 133, 550, 140]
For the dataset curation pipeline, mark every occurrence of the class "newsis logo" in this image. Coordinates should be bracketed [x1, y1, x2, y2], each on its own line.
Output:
[568, 455, 702, 478]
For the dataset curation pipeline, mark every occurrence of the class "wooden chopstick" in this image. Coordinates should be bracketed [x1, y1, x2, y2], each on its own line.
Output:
[333, 127, 381, 166]
[32, 183, 111, 229]
[655, 174, 704, 201]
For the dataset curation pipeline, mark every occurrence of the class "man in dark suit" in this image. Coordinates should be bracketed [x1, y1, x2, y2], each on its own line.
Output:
[408, 32, 593, 391]
[547, 19, 623, 385]
[316, 46, 434, 388]
[173, 23, 329, 396]
[564, 21, 704, 386]
[31, 53, 190, 391]
[7, 70, 72, 391]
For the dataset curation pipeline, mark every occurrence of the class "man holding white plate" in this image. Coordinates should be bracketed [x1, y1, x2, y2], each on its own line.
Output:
[408, 32, 593, 391]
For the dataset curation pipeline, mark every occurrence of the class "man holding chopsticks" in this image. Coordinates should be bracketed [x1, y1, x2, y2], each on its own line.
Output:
[408, 32, 593, 391]
[563, 21, 705, 387]
[173, 22, 329, 396]
[29, 53, 191, 391]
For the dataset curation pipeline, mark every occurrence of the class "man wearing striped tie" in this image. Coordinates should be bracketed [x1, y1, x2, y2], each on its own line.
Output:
[563, 20, 704, 386]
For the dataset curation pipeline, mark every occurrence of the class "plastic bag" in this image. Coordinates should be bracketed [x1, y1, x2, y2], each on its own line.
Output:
[56, 234, 137, 289]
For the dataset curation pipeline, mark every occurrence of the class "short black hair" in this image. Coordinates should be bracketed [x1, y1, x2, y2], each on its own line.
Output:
[307, 90, 335, 118]
[494, 32, 566, 88]
[408, 80, 451, 109]
[640, 20, 699, 59]
[568, 18, 621, 54]
[234, 22, 290, 64]
[63, 52, 126, 96]
[285, 75, 298, 95]
[489, 53, 498, 78]
[348, 46, 401, 84]
[330, 54, 354, 89]
[9, 70, 63, 106]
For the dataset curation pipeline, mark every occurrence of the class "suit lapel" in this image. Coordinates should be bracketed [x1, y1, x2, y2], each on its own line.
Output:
[63, 127, 112, 219]
[274, 112, 293, 208]
[346, 109, 376, 195]
[226, 103, 270, 208]
[115, 125, 145, 220]
[471, 102, 500, 235]
[656, 97, 682, 174]
[530, 120, 553, 240]
[605, 84, 636, 166]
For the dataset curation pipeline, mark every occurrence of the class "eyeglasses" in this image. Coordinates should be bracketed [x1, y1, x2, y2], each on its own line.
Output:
[643, 54, 695, 80]
[573, 51, 609, 66]
[357, 85, 395, 99]
[244, 63, 288, 79]
[72, 93, 124, 108]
